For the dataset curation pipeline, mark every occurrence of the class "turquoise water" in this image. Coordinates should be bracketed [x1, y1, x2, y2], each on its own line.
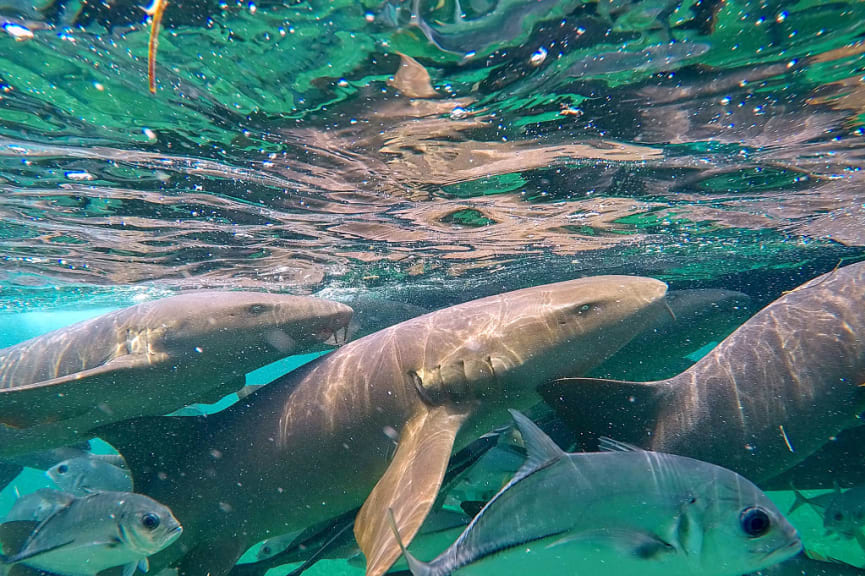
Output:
[1, 0, 865, 574]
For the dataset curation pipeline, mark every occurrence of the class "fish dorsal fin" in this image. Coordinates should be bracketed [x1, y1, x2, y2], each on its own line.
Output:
[598, 437, 645, 453]
[509, 409, 565, 483]
[92, 454, 128, 468]
[355, 404, 470, 576]
[538, 377, 671, 448]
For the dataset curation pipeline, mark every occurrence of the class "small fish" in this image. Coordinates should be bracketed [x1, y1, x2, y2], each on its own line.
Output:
[254, 530, 303, 562]
[46, 454, 133, 495]
[0, 491, 182, 576]
[391, 410, 801, 576]
[790, 484, 865, 551]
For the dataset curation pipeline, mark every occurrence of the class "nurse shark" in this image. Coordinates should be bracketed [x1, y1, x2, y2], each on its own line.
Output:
[97, 275, 668, 576]
[542, 260, 865, 483]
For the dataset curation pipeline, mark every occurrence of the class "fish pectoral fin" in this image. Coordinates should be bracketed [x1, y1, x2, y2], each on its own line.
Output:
[114, 558, 148, 576]
[547, 529, 675, 560]
[355, 405, 470, 576]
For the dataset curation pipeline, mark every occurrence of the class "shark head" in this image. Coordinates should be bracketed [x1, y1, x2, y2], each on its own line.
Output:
[408, 275, 668, 408]
[146, 291, 353, 361]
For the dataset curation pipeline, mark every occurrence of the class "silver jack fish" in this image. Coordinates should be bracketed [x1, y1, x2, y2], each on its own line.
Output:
[47, 454, 132, 496]
[0, 491, 182, 576]
[790, 484, 865, 552]
[391, 411, 802, 576]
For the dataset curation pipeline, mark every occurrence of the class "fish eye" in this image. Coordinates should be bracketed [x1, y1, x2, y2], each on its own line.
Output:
[248, 304, 266, 314]
[56, 464, 68, 474]
[262, 546, 271, 555]
[740, 507, 771, 537]
[141, 513, 161, 530]
[833, 511, 844, 522]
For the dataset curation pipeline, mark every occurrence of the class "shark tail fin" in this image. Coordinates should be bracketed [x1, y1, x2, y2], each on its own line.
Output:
[387, 509, 433, 576]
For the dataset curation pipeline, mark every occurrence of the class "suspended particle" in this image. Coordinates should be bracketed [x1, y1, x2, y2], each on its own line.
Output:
[450, 106, 468, 120]
[530, 47, 547, 66]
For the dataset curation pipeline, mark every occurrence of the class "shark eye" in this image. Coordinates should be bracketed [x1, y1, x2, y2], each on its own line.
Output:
[570, 302, 601, 315]
[248, 304, 266, 314]
[56, 464, 69, 474]
[740, 507, 771, 537]
[141, 513, 161, 531]
[262, 546, 271, 555]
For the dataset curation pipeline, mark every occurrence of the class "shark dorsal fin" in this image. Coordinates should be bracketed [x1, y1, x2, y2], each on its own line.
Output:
[509, 410, 565, 482]
[598, 437, 645, 453]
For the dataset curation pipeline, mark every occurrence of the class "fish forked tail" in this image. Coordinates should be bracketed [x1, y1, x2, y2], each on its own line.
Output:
[386, 509, 433, 576]
[788, 487, 811, 515]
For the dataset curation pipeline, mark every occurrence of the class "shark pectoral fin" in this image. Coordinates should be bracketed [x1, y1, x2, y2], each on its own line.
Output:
[355, 405, 470, 576]
[537, 377, 668, 448]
